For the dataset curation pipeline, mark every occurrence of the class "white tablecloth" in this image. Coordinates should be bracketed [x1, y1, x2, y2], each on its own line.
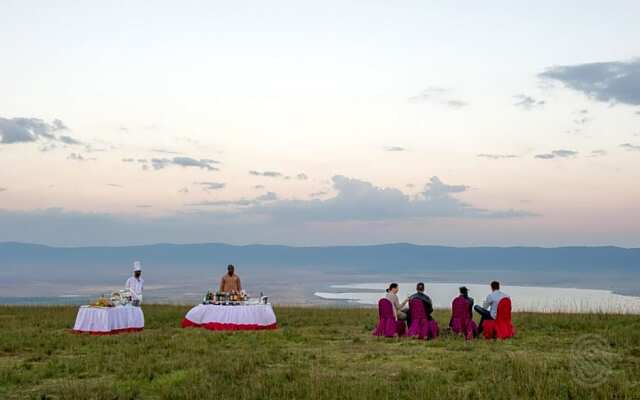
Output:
[73, 305, 144, 334]
[182, 304, 277, 330]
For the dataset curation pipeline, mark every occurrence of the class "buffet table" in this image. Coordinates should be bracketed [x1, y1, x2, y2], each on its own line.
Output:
[72, 305, 144, 335]
[181, 304, 277, 331]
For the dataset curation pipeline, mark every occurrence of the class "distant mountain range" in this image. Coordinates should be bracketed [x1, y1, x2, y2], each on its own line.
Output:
[1, 242, 639, 272]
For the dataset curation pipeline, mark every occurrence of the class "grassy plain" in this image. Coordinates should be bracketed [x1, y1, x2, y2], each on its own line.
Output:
[0, 305, 639, 399]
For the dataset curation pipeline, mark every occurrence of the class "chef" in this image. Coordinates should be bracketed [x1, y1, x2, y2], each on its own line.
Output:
[125, 261, 144, 305]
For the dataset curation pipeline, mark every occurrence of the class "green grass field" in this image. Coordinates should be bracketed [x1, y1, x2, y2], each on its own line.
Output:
[0, 305, 639, 399]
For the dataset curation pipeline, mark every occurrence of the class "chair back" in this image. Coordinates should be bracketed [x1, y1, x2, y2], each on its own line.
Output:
[483, 297, 515, 339]
[451, 296, 471, 320]
[378, 298, 395, 319]
[496, 297, 512, 322]
[409, 297, 426, 320]
[373, 297, 405, 337]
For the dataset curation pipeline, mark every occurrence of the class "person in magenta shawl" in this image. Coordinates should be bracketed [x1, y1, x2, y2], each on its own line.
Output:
[452, 286, 474, 319]
[449, 286, 476, 337]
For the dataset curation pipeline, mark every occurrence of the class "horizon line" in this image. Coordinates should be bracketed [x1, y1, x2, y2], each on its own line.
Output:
[1, 241, 638, 251]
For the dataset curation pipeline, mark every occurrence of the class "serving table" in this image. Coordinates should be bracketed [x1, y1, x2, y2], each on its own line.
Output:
[72, 305, 144, 335]
[181, 303, 277, 331]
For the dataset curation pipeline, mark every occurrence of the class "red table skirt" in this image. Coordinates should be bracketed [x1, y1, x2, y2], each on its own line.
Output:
[71, 327, 144, 336]
[181, 319, 277, 331]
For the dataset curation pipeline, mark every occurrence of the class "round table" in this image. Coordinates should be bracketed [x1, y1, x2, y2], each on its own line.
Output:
[181, 304, 277, 331]
[72, 305, 144, 335]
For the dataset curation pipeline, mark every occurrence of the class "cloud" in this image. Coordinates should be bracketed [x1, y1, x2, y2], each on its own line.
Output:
[384, 146, 405, 152]
[136, 205, 152, 208]
[245, 175, 536, 221]
[195, 182, 226, 191]
[106, 184, 123, 188]
[477, 153, 518, 160]
[151, 157, 219, 171]
[513, 94, 545, 110]
[59, 135, 82, 145]
[0, 175, 539, 246]
[589, 150, 607, 157]
[249, 170, 282, 178]
[408, 86, 448, 101]
[188, 176, 538, 221]
[0, 117, 81, 145]
[189, 191, 278, 207]
[310, 191, 328, 197]
[84, 144, 108, 153]
[423, 176, 468, 198]
[178, 187, 189, 194]
[539, 59, 640, 105]
[67, 153, 93, 161]
[0, 187, 6, 192]
[249, 172, 307, 180]
[534, 149, 579, 159]
[152, 148, 181, 155]
[256, 192, 278, 201]
[253, 185, 265, 190]
[39, 143, 58, 152]
[572, 109, 592, 126]
[620, 143, 640, 151]
[408, 86, 469, 109]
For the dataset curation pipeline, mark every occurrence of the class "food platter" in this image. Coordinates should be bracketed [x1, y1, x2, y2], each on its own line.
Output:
[203, 290, 249, 305]
[88, 289, 137, 308]
[202, 290, 270, 305]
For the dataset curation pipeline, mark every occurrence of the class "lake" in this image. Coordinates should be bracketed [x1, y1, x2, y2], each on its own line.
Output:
[315, 282, 640, 314]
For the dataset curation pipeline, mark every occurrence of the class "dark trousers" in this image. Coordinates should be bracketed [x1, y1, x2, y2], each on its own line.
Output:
[474, 305, 493, 333]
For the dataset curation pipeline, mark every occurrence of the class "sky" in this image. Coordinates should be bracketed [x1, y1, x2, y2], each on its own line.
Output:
[1, 1, 639, 247]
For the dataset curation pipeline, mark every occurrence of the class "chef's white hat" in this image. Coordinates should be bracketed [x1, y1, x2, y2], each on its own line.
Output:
[133, 261, 142, 272]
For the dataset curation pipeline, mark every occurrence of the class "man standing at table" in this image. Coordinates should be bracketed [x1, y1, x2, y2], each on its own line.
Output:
[220, 264, 242, 293]
[125, 261, 144, 305]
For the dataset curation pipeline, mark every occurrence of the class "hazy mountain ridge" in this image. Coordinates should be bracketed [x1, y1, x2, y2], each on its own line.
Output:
[1, 242, 639, 272]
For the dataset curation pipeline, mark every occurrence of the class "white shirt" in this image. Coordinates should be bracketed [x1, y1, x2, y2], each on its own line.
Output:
[483, 290, 508, 319]
[125, 276, 144, 300]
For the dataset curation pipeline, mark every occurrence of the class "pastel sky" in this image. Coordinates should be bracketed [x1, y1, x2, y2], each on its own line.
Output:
[1, 1, 639, 246]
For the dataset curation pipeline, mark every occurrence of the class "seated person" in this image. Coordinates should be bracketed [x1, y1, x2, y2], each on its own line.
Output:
[474, 280, 509, 333]
[449, 286, 475, 334]
[385, 283, 408, 320]
[219, 264, 242, 293]
[406, 282, 434, 326]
